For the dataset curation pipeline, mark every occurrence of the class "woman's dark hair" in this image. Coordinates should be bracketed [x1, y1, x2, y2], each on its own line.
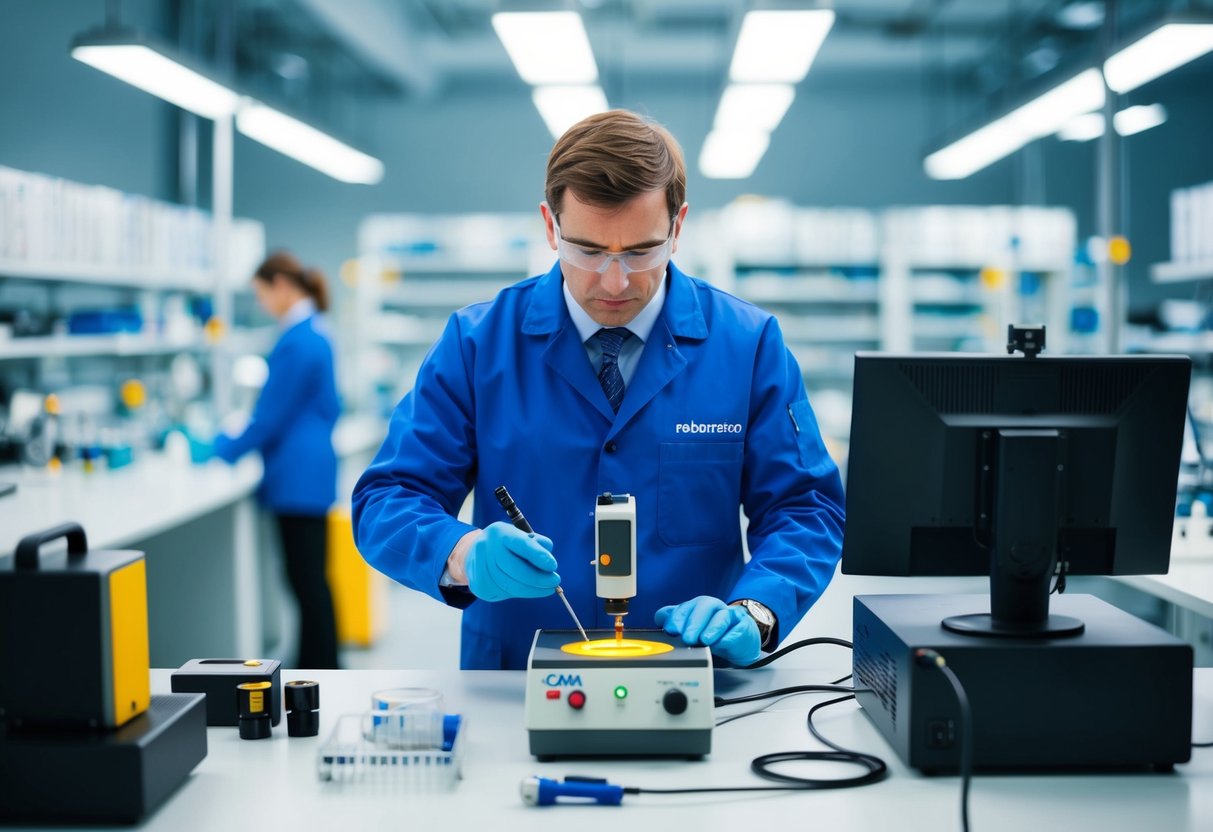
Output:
[254, 250, 330, 312]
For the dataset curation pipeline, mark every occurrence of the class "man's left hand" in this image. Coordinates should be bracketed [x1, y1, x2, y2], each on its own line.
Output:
[654, 595, 761, 666]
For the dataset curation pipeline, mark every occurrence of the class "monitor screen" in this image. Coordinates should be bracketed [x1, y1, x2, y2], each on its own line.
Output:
[842, 352, 1190, 637]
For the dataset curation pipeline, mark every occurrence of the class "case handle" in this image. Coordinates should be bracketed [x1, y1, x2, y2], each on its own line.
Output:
[14, 523, 89, 569]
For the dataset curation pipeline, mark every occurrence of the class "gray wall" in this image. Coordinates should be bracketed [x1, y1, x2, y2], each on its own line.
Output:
[0, 0, 175, 200]
[2, 0, 1211, 314]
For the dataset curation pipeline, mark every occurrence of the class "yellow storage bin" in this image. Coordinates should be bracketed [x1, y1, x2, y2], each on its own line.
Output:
[327, 509, 387, 647]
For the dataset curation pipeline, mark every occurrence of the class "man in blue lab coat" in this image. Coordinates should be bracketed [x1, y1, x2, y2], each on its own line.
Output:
[353, 110, 844, 670]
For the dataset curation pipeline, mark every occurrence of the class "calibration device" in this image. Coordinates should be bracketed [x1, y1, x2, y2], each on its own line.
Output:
[523, 493, 714, 758]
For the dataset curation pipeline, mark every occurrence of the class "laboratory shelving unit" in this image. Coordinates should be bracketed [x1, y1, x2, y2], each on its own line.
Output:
[694, 202, 886, 395]
[690, 202, 1078, 457]
[351, 213, 548, 410]
[880, 206, 1076, 355]
[0, 164, 266, 453]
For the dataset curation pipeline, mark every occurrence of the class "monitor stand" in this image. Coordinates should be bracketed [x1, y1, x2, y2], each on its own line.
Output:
[943, 427, 1084, 638]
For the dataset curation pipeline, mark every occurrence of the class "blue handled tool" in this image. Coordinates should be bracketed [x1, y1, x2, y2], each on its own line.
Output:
[520, 776, 626, 806]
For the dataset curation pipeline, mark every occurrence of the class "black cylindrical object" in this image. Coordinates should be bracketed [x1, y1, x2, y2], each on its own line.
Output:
[236, 681, 273, 740]
[287, 709, 319, 737]
[285, 680, 319, 738]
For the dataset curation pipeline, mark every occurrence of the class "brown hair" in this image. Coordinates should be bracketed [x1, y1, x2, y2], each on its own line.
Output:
[545, 109, 686, 219]
[254, 250, 329, 312]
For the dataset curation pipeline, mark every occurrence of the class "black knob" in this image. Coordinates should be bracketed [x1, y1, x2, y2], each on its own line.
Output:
[662, 688, 688, 715]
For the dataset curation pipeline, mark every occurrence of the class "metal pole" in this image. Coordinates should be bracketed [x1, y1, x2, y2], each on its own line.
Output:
[212, 112, 234, 416]
[1097, 0, 1121, 354]
[211, 0, 236, 417]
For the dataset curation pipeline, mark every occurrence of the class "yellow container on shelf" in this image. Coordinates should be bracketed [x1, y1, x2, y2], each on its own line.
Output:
[327, 508, 387, 647]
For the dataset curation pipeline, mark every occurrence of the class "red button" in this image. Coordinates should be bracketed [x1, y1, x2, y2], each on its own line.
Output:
[546, 690, 561, 700]
[567, 690, 586, 709]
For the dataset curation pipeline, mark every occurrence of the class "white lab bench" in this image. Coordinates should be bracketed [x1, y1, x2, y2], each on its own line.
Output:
[0, 414, 388, 667]
[2, 536, 1212, 829]
[3, 662, 1208, 832]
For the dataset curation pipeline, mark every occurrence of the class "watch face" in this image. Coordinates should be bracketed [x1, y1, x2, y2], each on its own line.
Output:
[732, 599, 771, 630]
[742, 600, 774, 627]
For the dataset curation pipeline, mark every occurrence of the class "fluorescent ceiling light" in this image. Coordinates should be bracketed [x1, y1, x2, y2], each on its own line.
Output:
[1115, 103, 1167, 135]
[72, 38, 240, 119]
[492, 11, 598, 85]
[532, 85, 609, 139]
[236, 100, 384, 184]
[1057, 103, 1168, 141]
[714, 84, 795, 133]
[1057, 112, 1106, 141]
[729, 10, 835, 83]
[1056, 1, 1105, 30]
[699, 129, 771, 179]
[925, 68, 1105, 179]
[1006, 68, 1106, 139]
[1104, 23, 1213, 93]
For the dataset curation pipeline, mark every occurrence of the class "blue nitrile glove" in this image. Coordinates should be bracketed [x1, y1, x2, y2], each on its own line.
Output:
[655, 595, 761, 666]
[464, 521, 560, 602]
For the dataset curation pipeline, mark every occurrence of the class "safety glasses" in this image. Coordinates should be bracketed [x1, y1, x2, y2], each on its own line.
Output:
[551, 214, 675, 275]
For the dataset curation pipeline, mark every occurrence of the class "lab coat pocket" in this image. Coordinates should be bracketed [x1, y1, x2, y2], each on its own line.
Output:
[788, 399, 837, 478]
[657, 441, 744, 547]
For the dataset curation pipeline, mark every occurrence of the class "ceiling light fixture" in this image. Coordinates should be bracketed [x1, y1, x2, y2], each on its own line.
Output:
[532, 85, 609, 140]
[713, 84, 796, 133]
[925, 68, 1105, 179]
[699, 130, 771, 179]
[236, 100, 384, 184]
[1056, 103, 1167, 141]
[71, 29, 240, 119]
[1114, 103, 1168, 135]
[1057, 112, 1107, 141]
[492, 11, 598, 85]
[1104, 21, 1213, 93]
[729, 9, 835, 83]
[72, 28, 384, 184]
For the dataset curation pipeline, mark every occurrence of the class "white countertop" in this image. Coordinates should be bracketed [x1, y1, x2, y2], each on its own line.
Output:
[66, 666, 1208, 832]
[332, 413, 386, 458]
[1119, 560, 1213, 619]
[0, 454, 262, 562]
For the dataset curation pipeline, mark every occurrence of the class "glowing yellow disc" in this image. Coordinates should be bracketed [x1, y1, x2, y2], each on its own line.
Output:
[560, 638, 675, 658]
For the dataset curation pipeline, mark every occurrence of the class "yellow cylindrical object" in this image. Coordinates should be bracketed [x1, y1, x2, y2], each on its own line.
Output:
[1108, 235, 1132, 265]
[979, 267, 1006, 290]
[120, 379, 146, 410]
[327, 509, 387, 647]
[204, 317, 225, 343]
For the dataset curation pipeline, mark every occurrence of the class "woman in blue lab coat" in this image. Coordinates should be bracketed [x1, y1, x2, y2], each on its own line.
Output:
[353, 111, 845, 670]
[216, 251, 341, 669]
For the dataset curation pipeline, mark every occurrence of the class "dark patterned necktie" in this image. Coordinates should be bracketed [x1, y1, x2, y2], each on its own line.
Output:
[595, 327, 633, 413]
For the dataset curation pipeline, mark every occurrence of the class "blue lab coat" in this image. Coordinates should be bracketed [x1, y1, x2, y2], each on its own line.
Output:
[353, 261, 845, 669]
[215, 313, 339, 516]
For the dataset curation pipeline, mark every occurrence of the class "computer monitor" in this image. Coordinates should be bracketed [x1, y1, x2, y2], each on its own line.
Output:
[842, 351, 1191, 638]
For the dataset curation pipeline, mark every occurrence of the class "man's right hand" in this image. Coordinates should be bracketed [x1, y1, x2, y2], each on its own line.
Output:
[453, 522, 560, 602]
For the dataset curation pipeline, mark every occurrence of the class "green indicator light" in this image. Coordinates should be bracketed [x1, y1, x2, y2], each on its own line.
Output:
[614, 686, 628, 700]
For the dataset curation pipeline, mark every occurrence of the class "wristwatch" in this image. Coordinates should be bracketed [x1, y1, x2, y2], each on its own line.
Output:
[730, 599, 776, 648]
